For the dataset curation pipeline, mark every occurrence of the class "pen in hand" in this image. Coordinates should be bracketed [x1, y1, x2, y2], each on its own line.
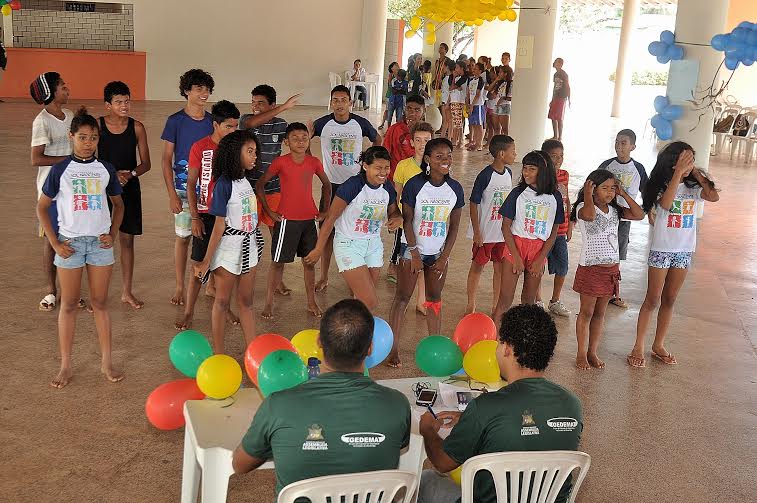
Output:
[426, 405, 438, 419]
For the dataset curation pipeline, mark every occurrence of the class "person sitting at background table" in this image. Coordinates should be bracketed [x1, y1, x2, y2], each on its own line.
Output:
[232, 299, 411, 497]
[349, 59, 369, 111]
[417, 304, 584, 503]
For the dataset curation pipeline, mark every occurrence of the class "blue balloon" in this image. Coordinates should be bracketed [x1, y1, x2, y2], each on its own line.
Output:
[752, 47, 757, 60]
[650, 114, 664, 129]
[711, 34, 727, 51]
[726, 38, 744, 51]
[742, 57, 755, 67]
[747, 31, 757, 47]
[656, 120, 673, 141]
[732, 27, 747, 42]
[726, 47, 745, 60]
[672, 46, 685, 60]
[653, 95, 670, 113]
[738, 21, 753, 30]
[648, 41, 665, 57]
[660, 30, 675, 45]
[656, 54, 670, 64]
[364, 316, 393, 369]
[454, 367, 466, 376]
[725, 57, 740, 71]
[661, 104, 683, 121]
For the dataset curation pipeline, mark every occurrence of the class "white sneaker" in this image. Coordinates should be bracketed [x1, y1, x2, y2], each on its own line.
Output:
[535, 300, 545, 309]
[549, 300, 571, 317]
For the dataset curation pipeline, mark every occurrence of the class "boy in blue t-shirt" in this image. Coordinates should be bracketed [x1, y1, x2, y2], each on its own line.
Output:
[387, 69, 408, 128]
[160, 69, 214, 306]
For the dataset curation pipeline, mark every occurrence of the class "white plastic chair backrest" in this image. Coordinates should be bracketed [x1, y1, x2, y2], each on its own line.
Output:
[366, 73, 380, 84]
[277, 469, 417, 503]
[460, 451, 591, 503]
[329, 72, 342, 89]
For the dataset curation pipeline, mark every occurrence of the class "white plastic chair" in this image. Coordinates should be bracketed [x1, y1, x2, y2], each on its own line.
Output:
[713, 106, 741, 156]
[460, 451, 591, 503]
[328, 72, 342, 110]
[729, 111, 757, 161]
[277, 469, 418, 503]
[365, 73, 381, 112]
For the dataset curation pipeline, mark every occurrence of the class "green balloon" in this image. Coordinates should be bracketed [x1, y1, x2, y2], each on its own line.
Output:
[169, 330, 213, 378]
[415, 335, 463, 377]
[258, 350, 308, 397]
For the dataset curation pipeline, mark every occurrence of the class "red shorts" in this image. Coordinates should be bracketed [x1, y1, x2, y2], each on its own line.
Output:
[257, 192, 282, 228]
[472, 242, 508, 265]
[573, 264, 621, 298]
[548, 98, 567, 121]
[503, 236, 545, 268]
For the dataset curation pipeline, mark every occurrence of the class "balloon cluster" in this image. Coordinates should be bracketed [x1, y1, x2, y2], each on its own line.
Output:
[651, 95, 683, 141]
[415, 313, 500, 383]
[711, 21, 757, 71]
[0, 0, 21, 16]
[648, 30, 684, 64]
[406, 0, 517, 43]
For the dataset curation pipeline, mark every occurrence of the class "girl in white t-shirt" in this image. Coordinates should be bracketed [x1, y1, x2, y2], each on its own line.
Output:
[305, 147, 402, 311]
[571, 170, 644, 370]
[439, 61, 453, 139]
[628, 142, 719, 368]
[37, 107, 125, 389]
[387, 138, 465, 367]
[448, 62, 468, 148]
[194, 130, 260, 355]
[493, 151, 564, 327]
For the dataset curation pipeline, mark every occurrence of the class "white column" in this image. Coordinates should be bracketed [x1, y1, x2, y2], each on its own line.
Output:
[434, 21, 453, 57]
[2, 9, 13, 47]
[360, 0, 389, 98]
[611, 0, 640, 117]
[509, 0, 561, 153]
[666, 0, 728, 174]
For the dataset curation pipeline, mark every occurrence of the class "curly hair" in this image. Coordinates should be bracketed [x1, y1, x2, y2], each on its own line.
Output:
[499, 304, 557, 372]
[212, 130, 259, 181]
[70, 106, 99, 134]
[570, 169, 623, 222]
[179, 69, 214, 99]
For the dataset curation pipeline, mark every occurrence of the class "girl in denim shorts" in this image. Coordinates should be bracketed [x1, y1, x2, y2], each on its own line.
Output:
[305, 146, 402, 312]
[37, 107, 124, 389]
[628, 142, 719, 368]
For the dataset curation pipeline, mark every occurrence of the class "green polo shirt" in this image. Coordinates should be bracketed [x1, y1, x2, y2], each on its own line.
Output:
[241, 372, 411, 495]
[443, 377, 583, 503]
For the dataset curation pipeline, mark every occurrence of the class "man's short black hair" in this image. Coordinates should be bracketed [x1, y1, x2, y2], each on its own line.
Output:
[319, 299, 374, 369]
[179, 68, 214, 99]
[252, 84, 276, 105]
[285, 121, 309, 138]
[617, 128, 637, 145]
[489, 134, 514, 158]
[330, 85, 351, 99]
[541, 138, 564, 153]
[439, 42, 449, 52]
[406, 94, 425, 107]
[499, 305, 557, 372]
[103, 81, 130, 103]
[211, 100, 240, 125]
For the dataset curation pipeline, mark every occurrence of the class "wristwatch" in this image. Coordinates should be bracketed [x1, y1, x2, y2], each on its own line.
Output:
[130, 170, 138, 178]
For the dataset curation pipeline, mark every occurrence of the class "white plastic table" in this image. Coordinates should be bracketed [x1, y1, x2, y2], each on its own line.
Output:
[181, 376, 462, 503]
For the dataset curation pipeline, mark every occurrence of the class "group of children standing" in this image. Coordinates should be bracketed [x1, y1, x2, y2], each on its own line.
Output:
[31, 66, 718, 389]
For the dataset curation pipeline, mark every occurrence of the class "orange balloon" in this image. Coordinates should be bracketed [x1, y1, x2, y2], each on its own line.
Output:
[452, 313, 497, 353]
[145, 379, 204, 430]
[244, 333, 297, 385]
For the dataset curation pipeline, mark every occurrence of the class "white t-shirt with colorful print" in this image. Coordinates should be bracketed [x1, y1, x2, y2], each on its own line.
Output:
[311, 113, 378, 184]
[401, 174, 465, 255]
[209, 176, 259, 237]
[499, 185, 565, 242]
[335, 174, 397, 240]
[575, 202, 621, 266]
[467, 165, 512, 243]
[650, 183, 703, 253]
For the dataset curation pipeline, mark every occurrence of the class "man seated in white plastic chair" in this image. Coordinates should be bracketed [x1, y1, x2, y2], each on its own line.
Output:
[349, 59, 369, 110]
[417, 305, 583, 503]
[232, 299, 411, 498]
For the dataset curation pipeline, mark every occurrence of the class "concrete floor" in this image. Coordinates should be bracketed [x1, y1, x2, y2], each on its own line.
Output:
[0, 99, 755, 502]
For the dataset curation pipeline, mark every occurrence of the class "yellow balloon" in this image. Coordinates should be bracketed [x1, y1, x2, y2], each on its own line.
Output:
[405, 29, 417, 39]
[505, 9, 517, 22]
[410, 15, 422, 30]
[498, 11, 508, 21]
[196, 354, 242, 399]
[1, 5, 10, 15]
[474, 18, 484, 26]
[292, 329, 324, 364]
[426, 22, 436, 33]
[463, 340, 500, 383]
[506, 0, 514, 6]
[448, 466, 462, 485]
[425, 33, 437, 45]
[494, 0, 508, 9]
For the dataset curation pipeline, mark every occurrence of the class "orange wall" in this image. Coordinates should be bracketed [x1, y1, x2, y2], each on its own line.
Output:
[727, 0, 757, 30]
[0, 48, 146, 100]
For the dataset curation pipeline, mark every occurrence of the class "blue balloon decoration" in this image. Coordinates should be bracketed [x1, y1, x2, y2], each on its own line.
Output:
[656, 120, 673, 141]
[650, 114, 664, 129]
[661, 104, 683, 121]
[671, 46, 684, 61]
[732, 27, 747, 42]
[660, 30, 675, 45]
[747, 31, 757, 47]
[656, 54, 670, 64]
[752, 47, 757, 60]
[738, 21, 753, 30]
[743, 58, 755, 67]
[454, 367, 466, 376]
[725, 57, 740, 71]
[726, 38, 745, 51]
[653, 95, 670, 113]
[711, 34, 727, 51]
[364, 316, 393, 369]
[648, 41, 664, 57]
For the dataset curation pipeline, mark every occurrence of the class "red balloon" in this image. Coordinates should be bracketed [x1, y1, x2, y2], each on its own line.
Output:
[244, 333, 296, 385]
[145, 379, 204, 431]
[9, 0, 22, 10]
[452, 313, 497, 353]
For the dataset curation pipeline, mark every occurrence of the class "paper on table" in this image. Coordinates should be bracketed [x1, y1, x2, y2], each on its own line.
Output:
[438, 381, 483, 408]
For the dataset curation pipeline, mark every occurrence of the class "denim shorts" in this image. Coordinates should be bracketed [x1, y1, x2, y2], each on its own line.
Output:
[648, 250, 693, 269]
[54, 235, 115, 269]
[333, 233, 384, 272]
[400, 243, 442, 267]
[547, 235, 569, 276]
[174, 190, 191, 238]
[496, 102, 511, 115]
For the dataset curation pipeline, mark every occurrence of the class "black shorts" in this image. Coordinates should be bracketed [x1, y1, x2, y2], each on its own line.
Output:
[191, 213, 217, 262]
[108, 178, 142, 235]
[319, 182, 341, 212]
[271, 219, 318, 263]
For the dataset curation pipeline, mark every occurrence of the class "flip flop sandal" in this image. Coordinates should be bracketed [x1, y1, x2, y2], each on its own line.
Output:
[651, 351, 677, 365]
[626, 354, 646, 368]
[77, 299, 88, 309]
[610, 298, 629, 308]
[39, 293, 56, 311]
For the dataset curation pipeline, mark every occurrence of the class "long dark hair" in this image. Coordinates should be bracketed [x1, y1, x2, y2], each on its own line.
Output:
[213, 130, 260, 181]
[518, 151, 557, 195]
[420, 137, 454, 180]
[641, 141, 716, 213]
[358, 146, 391, 175]
[570, 169, 622, 222]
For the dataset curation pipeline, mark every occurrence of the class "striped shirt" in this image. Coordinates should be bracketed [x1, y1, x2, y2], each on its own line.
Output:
[556, 169, 570, 236]
[240, 115, 288, 194]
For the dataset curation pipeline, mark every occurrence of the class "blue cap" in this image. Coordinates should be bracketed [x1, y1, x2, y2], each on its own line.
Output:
[307, 357, 320, 366]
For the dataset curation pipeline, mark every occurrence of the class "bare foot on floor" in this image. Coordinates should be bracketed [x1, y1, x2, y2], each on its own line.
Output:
[121, 292, 144, 310]
[588, 354, 605, 369]
[260, 305, 274, 320]
[386, 358, 402, 368]
[275, 283, 292, 296]
[51, 367, 73, 389]
[314, 279, 328, 292]
[416, 304, 427, 316]
[101, 364, 124, 383]
[175, 313, 193, 331]
[170, 289, 185, 306]
[575, 355, 591, 370]
[307, 302, 323, 318]
[226, 310, 240, 326]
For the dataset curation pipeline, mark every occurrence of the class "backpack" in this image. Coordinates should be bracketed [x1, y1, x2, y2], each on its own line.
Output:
[732, 114, 749, 136]
[713, 115, 734, 133]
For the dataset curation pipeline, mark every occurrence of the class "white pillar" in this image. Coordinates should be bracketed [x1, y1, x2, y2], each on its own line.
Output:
[509, 0, 561, 153]
[611, 0, 640, 117]
[666, 0, 728, 174]
[360, 0, 388, 97]
[434, 21, 454, 58]
[2, 10, 13, 47]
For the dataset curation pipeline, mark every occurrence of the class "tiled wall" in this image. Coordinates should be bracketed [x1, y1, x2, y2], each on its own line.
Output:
[12, 1, 134, 51]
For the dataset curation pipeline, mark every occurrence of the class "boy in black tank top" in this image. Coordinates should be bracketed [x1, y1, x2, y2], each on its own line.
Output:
[98, 81, 152, 309]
